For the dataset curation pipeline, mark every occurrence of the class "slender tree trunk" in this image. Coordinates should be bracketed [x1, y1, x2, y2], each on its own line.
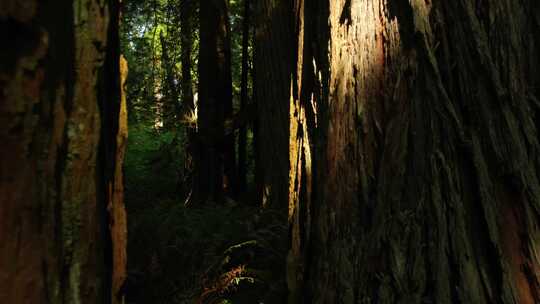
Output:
[289, 0, 540, 303]
[221, 2, 238, 199]
[238, 0, 251, 193]
[197, 0, 236, 203]
[159, 31, 180, 130]
[0, 1, 127, 303]
[180, 1, 194, 117]
[254, 0, 294, 208]
[180, 0, 196, 198]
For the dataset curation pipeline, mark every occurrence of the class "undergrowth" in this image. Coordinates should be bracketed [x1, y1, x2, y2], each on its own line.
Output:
[124, 123, 287, 304]
[126, 201, 287, 304]
[124, 122, 185, 203]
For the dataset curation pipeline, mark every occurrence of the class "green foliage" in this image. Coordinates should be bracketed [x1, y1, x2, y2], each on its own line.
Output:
[125, 200, 287, 304]
[121, 0, 199, 124]
[121, 1, 269, 303]
[124, 122, 184, 207]
[124, 122, 284, 303]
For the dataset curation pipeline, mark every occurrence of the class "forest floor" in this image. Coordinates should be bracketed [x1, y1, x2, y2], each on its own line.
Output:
[124, 125, 287, 304]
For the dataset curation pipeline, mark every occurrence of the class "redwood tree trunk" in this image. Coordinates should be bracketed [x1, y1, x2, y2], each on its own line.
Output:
[238, 0, 251, 193]
[289, 0, 540, 303]
[197, 0, 236, 203]
[181, 0, 196, 197]
[254, 0, 294, 208]
[0, 1, 127, 303]
[160, 31, 180, 130]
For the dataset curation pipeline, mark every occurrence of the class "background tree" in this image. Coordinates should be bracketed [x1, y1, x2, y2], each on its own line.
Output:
[288, 0, 540, 303]
[196, 0, 236, 203]
[253, 0, 294, 208]
[0, 1, 126, 303]
[160, 30, 181, 129]
[180, 0, 197, 195]
[237, 0, 251, 193]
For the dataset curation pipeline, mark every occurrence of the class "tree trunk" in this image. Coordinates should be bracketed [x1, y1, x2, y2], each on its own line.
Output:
[159, 31, 180, 130]
[197, 0, 236, 203]
[181, 0, 196, 197]
[238, 0, 251, 194]
[289, 0, 540, 303]
[254, 0, 294, 208]
[0, 1, 127, 303]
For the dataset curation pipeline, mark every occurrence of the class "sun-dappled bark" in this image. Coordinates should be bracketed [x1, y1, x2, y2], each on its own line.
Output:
[109, 55, 128, 304]
[0, 1, 126, 303]
[287, 0, 320, 301]
[100, 4, 128, 301]
[289, 0, 540, 303]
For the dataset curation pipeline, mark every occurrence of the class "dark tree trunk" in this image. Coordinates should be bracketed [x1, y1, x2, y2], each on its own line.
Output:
[254, 0, 294, 208]
[180, 0, 196, 197]
[289, 0, 540, 303]
[159, 31, 180, 130]
[221, 2, 238, 199]
[0, 0, 127, 303]
[180, 1, 194, 117]
[197, 0, 236, 203]
[238, 0, 251, 193]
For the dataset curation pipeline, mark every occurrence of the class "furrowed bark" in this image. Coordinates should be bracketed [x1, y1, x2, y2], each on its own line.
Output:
[289, 0, 540, 303]
[0, 0, 126, 303]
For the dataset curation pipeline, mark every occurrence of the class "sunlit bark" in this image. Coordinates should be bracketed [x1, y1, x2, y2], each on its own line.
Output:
[289, 0, 540, 303]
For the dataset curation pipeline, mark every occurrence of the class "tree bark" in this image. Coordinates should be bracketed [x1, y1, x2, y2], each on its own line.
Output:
[289, 0, 540, 303]
[254, 0, 294, 208]
[238, 0, 251, 193]
[159, 31, 180, 130]
[197, 0, 236, 203]
[181, 0, 196, 197]
[0, 1, 126, 303]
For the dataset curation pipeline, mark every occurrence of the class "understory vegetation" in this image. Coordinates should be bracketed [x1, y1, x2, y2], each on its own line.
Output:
[121, 1, 287, 302]
[124, 127, 286, 304]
